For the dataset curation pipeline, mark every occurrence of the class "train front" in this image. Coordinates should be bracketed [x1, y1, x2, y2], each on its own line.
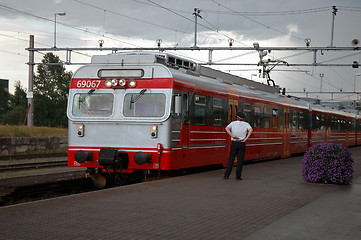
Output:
[67, 53, 174, 186]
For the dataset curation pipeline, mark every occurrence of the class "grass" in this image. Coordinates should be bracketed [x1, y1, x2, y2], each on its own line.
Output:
[0, 125, 68, 137]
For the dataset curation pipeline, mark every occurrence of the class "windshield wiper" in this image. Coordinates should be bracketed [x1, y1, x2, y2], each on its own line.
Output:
[130, 89, 147, 104]
[130, 89, 147, 110]
[79, 89, 95, 103]
[78, 89, 96, 112]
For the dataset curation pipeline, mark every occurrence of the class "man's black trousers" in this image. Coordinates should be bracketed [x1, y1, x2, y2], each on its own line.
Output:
[224, 141, 246, 179]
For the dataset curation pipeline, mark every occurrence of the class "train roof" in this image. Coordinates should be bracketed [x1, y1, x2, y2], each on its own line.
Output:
[88, 51, 358, 119]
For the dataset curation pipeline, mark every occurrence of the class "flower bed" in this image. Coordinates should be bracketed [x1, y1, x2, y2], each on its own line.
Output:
[302, 143, 353, 184]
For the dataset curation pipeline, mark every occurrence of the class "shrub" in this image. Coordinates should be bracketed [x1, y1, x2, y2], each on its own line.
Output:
[302, 143, 353, 184]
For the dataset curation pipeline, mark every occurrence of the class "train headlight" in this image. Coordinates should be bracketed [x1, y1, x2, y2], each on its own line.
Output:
[77, 124, 84, 137]
[105, 79, 112, 88]
[111, 78, 118, 86]
[151, 125, 158, 138]
[128, 79, 137, 88]
[119, 78, 126, 87]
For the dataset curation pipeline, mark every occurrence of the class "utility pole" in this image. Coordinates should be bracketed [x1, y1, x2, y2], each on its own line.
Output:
[27, 35, 34, 127]
[330, 5, 337, 47]
[193, 8, 202, 48]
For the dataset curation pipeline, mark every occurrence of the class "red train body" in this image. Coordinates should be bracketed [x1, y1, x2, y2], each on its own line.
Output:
[66, 52, 361, 185]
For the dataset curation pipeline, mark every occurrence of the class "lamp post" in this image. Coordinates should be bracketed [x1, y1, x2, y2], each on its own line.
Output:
[319, 73, 324, 92]
[354, 73, 361, 92]
[54, 11, 66, 48]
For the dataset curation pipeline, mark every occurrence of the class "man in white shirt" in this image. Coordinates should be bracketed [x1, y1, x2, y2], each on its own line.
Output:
[224, 112, 253, 180]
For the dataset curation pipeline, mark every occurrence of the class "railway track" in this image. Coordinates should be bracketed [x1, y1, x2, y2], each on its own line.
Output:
[0, 152, 67, 161]
[0, 159, 67, 172]
[0, 153, 91, 206]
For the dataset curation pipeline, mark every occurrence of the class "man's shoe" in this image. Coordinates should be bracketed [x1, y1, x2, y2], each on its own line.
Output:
[223, 176, 229, 180]
[236, 177, 243, 180]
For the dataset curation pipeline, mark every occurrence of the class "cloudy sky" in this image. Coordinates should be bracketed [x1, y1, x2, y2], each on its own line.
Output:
[1, 0, 361, 101]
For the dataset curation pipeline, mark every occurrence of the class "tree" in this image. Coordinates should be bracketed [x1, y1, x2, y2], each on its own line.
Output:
[33, 53, 72, 127]
[0, 81, 10, 124]
[1, 81, 27, 125]
[0, 81, 10, 112]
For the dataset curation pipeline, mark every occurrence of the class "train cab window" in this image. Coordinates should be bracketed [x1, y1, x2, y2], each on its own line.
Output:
[123, 93, 166, 117]
[213, 98, 224, 126]
[72, 93, 114, 117]
[194, 95, 206, 125]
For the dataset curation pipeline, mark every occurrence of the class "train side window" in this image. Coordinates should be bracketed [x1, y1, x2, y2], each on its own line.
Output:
[234, 105, 238, 121]
[229, 104, 233, 123]
[349, 120, 355, 131]
[254, 105, 262, 128]
[271, 108, 278, 128]
[357, 121, 361, 131]
[313, 114, 326, 130]
[320, 115, 326, 130]
[341, 118, 346, 131]
[291, 110, 298, 129]
[334, 117, 340, 131]
[213, 98, 224, 126]
[330, 116, 335, 130]
[263, 106, 271, 128]
[194, 95, 206, 125]
[244, 103, 251, 123]
[312, 114, 323, 130]
[299, 111, 307, 130]
[182, 93, 189, 123]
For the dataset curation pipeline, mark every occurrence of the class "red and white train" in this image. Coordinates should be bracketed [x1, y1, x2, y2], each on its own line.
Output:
[67, 51, 361, 186]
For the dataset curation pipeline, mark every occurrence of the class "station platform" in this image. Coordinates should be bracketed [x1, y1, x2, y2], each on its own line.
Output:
[0, 147, 360, 240]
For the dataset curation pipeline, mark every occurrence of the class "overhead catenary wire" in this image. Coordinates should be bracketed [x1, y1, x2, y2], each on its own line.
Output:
[210, 0, 303, 41]
[1, 1, 360, 98]
[73, 0, 181, 34]
[146, 0, 249, 47]
[0, 3, 141, 48]
[134, 0, 333, 16]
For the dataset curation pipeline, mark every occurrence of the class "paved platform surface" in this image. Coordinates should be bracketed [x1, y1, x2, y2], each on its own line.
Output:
[0, 147, 360, 240]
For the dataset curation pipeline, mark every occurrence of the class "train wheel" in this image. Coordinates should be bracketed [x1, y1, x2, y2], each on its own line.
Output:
[90, 173, 107, 189]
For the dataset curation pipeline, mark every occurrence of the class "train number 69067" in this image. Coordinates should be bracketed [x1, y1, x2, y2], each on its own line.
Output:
[76, 80, 101, 88]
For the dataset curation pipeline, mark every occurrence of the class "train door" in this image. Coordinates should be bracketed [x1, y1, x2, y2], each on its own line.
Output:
[228, 99, 238, 123]
[283, 108, 291, 157]
[225, 99, 238, 166]
[180, 93, 189, 155]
